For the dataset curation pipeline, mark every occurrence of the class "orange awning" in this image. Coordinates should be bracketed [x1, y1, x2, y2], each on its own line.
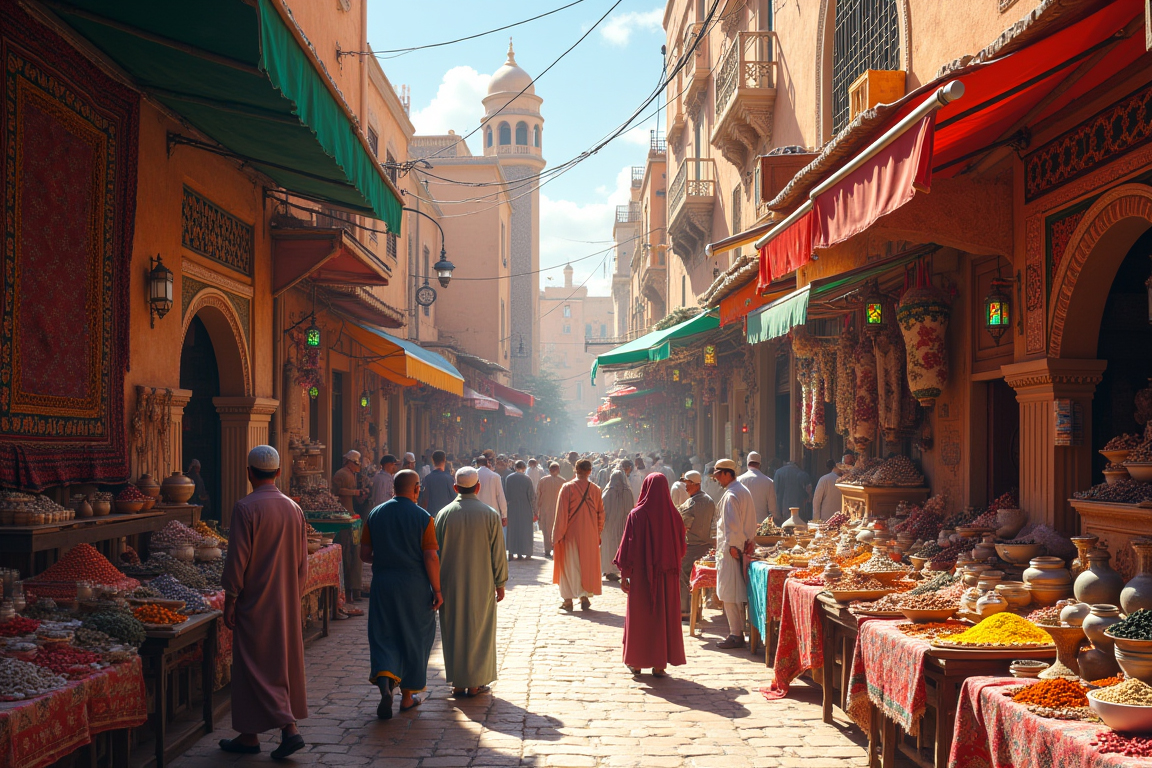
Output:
[272, 228, 390, 296]
[719, 275, 797, 326]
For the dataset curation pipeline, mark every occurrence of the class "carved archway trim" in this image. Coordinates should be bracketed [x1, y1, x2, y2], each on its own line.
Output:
[1048, 183, 1152, 358]
[182, 288, 253, 396]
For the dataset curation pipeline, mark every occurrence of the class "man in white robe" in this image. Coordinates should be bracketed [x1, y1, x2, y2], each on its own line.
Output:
[475, 456, 507, 525]
[712, 459, 757, 649]
[737, 451, 777, 524]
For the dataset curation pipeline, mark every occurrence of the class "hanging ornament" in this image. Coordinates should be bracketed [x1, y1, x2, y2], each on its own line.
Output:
[983, 278, 1012, 343]
[897, 264, 951, 407]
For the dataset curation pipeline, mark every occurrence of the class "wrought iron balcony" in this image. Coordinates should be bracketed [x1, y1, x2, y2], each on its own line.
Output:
[668, 157, 716, 262]
[711, 31, 777, 168]
[631, 166, 644, 188]
[650, 130, 666, 155]
[616, 202, 641, 223]
[682, 22, 710, 112]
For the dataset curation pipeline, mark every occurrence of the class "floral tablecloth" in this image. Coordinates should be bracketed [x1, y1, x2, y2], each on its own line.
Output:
[0, 658, 147, 768]
[948, 676, 1152, 768]
[690, 562, 717, 591]
[767, 565, 794, 622]
[845, 618, 929, 735]
[763, 579, 825, 698]
[304, 543, 345, 607]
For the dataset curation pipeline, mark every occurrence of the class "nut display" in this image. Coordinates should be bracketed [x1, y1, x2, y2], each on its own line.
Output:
[1105, 434, 1144, 451]
[863, 455, 926, 487]
[859, 552, 911, 574]
[148, 574, 209, 613]
[838, 457, 884, 485]
[896, 621, 966, 640]
[1092, 678, 1152, 706]
[826, 572, 887, 591]
[115, 486, 147, 502]
[297, 488, 345, 513]
[1127, 440, 1152, 463]
[898, 592, 960, 610]
[0, 657, 68, 700]
[81, 610, 146, 647]
[1074, 479, 1152, 504]
[143, 553, 208, 589]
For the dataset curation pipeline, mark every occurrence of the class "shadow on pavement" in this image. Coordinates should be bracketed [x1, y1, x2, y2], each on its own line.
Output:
[636, 675, 752, 718]
[450, 694, 565, 741]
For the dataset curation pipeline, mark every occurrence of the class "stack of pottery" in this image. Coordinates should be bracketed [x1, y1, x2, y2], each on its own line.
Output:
[1070, 535, 1099, 577]
[1073, 547, 1124, 607]
[975, 589, 1008, 618]
[1121, 537, 1152, 615]
[995, 581, 1032, 608]
[973, 534, 997, 561]
[1023, 556, 1074, 605]
[136, 474, 160, 511]
[1080, 604, 1122, 681]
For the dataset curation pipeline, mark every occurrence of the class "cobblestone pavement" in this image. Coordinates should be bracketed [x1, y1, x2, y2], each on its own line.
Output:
[174, 537, 871, 767]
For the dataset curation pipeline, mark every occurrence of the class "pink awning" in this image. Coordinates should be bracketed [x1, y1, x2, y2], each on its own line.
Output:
[758, 209, 818, 291]
[463, 386, 499, 411]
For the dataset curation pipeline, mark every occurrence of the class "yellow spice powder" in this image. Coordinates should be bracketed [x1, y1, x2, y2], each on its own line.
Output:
[943, 612, 1051, 646]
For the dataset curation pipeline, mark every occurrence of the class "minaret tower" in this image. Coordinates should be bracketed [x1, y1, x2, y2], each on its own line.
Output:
[483, 40, 545, 385]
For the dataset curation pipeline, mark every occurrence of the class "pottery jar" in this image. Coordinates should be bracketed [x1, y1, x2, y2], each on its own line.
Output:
[1074, 548, 1124, 606]
[962, 564, 991, 588]
[1059, 600, 1091, 627]
[135, 474, 160, 499]
[1023, 556, 1072, 587]
[781, 507, 806, 533]
[1078, 646, 1121, 682]
[1083, 604, 1122, 650]
[973, 534, 997, 561]
[161, 471, 197, 504]
[1070, 535, 1099, 577]
[960, 587, 982, 614]
[995, 582, 1032, 609]
[975, 590, 1008, 618]
[1121, 537, 1152, 615]
[976, 572, 1004, 593]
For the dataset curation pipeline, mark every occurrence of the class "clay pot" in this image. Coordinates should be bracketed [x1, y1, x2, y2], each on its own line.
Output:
[91, 500, 111, 516]
[1024, 556, 1072, 591]
[1121, 537, 1152, 615]
[1039, 624, 1086, 677]
[161, 471, 196, 504]
[960, 587, 982, 614]
[1116, 646, 1152, 685]
[1070, 535, 1099, 577]
[1083, 604, 1122, 651]
[135, 474, 160, 499]
[995, 582, 1032, 609]
[973, 535, 997, 561]
[1074, 548, 1124, 607]
[1078, 646, 1121, 682]
[975, 590, 1008, 618]
[962, 564, 991, 588]
[781, 507, 806, 533]
[1059, 600, 1091, 627]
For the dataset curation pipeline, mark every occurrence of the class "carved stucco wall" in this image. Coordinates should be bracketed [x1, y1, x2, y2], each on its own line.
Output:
[504, 164, 537, 384]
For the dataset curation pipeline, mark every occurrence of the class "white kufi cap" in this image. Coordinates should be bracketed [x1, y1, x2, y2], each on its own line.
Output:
[455, 466, 479, 489]
[248, 445, 280, 471]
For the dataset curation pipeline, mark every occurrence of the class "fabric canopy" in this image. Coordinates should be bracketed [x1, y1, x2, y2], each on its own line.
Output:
[463, 387, 499, 411]
[591, 311, 720, 383]
[719, 276, 798, 327]
[51, 0, 403, 232]
[343, 323, 464, 395]
[609, 388, 658, 400]
[596, 417, 623, 428]
[757, 113, 936, 290]
[490, 381, 535, 408]
[272, 229, 391, 296]
[495, 397, 523, 418]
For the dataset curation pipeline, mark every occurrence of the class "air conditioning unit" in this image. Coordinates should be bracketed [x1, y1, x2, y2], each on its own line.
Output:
[848, 70, 906, 121]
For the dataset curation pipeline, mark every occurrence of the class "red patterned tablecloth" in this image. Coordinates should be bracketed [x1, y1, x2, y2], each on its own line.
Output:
[764, 579, 826, 698]
[0, 658, 147, 768]
[767, 565, 793, 621]
[948, 676, 1152, 768]
[690, 562, 717, 591]
[304, 544, 345, 610]
[845, 618, 929, 735]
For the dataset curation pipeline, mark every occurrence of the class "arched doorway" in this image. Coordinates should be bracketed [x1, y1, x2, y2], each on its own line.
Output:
[181, 316, 221, 521]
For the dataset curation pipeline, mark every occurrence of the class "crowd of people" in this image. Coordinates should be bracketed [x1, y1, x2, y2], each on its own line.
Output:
[216, 443, 860, 756]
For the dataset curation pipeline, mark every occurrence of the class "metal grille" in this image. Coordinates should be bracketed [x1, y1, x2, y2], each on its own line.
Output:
[832, 0, 900, 134]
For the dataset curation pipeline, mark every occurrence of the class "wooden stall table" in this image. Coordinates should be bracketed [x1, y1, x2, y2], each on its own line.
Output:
[687, 561, 716, 637]
[843, 619, 1057, 768]
[838, 484, 930, 519]
[138, 611, 221, 768]
[0, 658, 147, 768]
[818, 594, 863, 724]
[307, 517, 362, 605]
[948, 676, 1147, 768]
[0, 504, 201, 575]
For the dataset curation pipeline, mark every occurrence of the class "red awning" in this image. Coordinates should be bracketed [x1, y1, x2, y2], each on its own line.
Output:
[495, 397, 523, 418]
[317, 285, 404, 329]
[490, 381, 535, 408]
[463, 386, 499, 411]
[719, 275, 798, 326]
[272, 228, 391, 296]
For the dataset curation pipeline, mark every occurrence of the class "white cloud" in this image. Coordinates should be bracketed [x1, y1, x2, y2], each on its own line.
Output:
[409, 66, 490, 149]
[600, 8, 664, 47]
[540, 167, 634, 297]
[621, 120, 659, 146]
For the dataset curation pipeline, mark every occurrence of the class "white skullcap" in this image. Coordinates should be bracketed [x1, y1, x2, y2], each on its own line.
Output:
[343, 450, 361, 463]
[403, 452, 416, 462]
[747, 451, 761, 465]
[455, 466, 479, 489]
[248, 445, 280, 471]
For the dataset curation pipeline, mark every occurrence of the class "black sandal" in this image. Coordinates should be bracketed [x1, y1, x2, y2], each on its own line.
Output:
[271, 734, 305, 760]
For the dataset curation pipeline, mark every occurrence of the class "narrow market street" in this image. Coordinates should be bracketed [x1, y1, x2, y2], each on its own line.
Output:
[173, 535, 870, 768]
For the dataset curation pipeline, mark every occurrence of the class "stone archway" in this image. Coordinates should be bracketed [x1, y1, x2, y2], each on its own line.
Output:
[181, 288, 251, 396]
[1049, 184, 1152, 359]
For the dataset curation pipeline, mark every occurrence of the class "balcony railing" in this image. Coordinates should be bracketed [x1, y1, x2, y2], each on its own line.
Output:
[631, 166, 644, 187]
[494, 144, 540, 156]
[715, 31, 776, 117]
[650, 130, 666, 154]
[616, 202, 641, 223]
[683, 22, 709, 84]
[668, 157, 716, 219]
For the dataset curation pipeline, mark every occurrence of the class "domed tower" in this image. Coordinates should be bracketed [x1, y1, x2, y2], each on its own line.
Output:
[483, 40, 545, 385]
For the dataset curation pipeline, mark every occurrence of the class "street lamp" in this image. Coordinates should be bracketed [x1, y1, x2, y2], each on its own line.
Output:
[148, 256, 174, 329]
[402, 207, 455, 293]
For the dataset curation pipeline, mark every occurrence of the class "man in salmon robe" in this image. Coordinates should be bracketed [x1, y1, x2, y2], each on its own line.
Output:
[220, 446, 309, 759]
[615, 473, 686, 676]
[552, 459, 604, 612]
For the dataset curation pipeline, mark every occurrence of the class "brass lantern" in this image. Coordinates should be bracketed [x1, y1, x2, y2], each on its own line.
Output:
[861, 280, 886, 333]
[148, 256, 174, 328]
[983, 278, 1012, 343]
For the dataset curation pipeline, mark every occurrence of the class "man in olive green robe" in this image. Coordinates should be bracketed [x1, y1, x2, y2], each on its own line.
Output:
[434, 466, 509, 697]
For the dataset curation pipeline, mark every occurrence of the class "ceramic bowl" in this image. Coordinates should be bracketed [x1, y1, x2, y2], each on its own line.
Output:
[114, 500, 144, 514]
[865, 570, 907, 586]
[1105, 631, 1152, 655]
[1009, 660, 1049, 679]
[1116, 647, 1152, 685]
[995, 543, 1043, 565]
[1104, 470, 1131, 485]
[996, 582, 1033, 609]
[1028, 583, 1074, 606]
[1088, 691, 1152, 733]
[1101, 449, 1131, 465]
[1124, 463, 1152, 483]
[900, 607, 958, 623]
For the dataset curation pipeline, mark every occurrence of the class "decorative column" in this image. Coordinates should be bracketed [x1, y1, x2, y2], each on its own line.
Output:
[1002, 358, 1106, 535]
[168, 389, 194, 475]
[214, 396, 280, 528]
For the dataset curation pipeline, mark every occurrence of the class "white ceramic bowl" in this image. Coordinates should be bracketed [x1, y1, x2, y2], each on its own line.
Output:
[1088, 690, 1152, 733]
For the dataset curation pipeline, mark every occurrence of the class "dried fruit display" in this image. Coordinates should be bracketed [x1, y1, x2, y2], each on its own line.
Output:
[839, 457, 884, 485]
[115, 486, 147, 502]
[1105, 434, 1143, 450]
[151, 521, 206, 548]
[0, 657, 67, 700]
[32, 643, 102, 679]
[82, 610, 146, 646]
[0, 617, 40, 637]
[861, 455, 925, 487]
[149, 574, 210, 613]
[297, 488, 345, 513]
[1127, 440, 1152, 463]
[144, 554, 208, 590]
[133, 604, 186, 625]
[835, 329, 857, 440]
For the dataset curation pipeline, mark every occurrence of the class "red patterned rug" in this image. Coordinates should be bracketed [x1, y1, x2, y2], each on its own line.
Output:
[0, 0, 137, 489]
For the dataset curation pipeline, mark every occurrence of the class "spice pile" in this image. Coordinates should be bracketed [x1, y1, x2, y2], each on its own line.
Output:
[148, 574, 210, 613]
[297, 488, 345, 513]
[81, 610, 146, 647]
[854, 594, 905, 613]
[0, 617, 40, 637]
[1089, 676, 1125, 688]
[928, 542, 968, 570]
[25, 544, 138, 598]
[1092, 677, 1152, 706]
[1011, 678, 1089, 709]
[897, 621, 966, 640]
[1091, 732, 1152, 758]
[838, 457, 884, 484]
[151, 520, 207, 548]
[907, 571, 957, 596]
[898, 593, 959, 610]
[894, 495, 946, 540]
[1026, 606, 1062, 626]
[1073, 479, 1152, 504]
[821, 511, 848, 530]
[837, 550, 871, 568]
[1105, 609, 1152, 640]
[115, 486, 147, 502]
[32, 643, 102, 679]
[756, 519, 782, 536]
[859, 552, 910, 574]
[195, 559, 225, 587]
[938, 612, 1052, 647]
[193, 520, 227, 545]
[144, 553, 208, 589]
[0, 657, 68, 700]
[826, 573, 887, 591]
[842, 455, 925, 487]
[133, 604, 186, 626]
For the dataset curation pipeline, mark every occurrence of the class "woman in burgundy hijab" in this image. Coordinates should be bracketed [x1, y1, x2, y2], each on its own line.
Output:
[614, 473, 687, 676]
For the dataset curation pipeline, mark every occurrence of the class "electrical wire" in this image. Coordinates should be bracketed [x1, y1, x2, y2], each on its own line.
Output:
[350, 0, 588, 59]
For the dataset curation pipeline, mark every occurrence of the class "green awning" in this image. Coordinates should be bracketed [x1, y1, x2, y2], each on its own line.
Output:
[745, 249, 928, 344]
[591, 311, 719, 383]
[51, 0, 402, 233]
[596, 417, 623, 428]
[609, 388, 658, 400]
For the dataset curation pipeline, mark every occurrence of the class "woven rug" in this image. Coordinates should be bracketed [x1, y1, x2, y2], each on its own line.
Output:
[0, 0, 138, 490]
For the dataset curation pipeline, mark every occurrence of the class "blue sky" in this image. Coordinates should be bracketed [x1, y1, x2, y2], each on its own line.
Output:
[366, 0, 667, 296]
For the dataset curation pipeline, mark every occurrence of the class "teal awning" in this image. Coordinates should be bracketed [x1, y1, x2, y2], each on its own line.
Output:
[745, 248, 929, 344]
[591, 311, 719, 383]
[51, 0, 403, 233]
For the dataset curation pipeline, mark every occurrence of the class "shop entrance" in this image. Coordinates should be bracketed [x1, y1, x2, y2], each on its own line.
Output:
[986, 378, 1020, 502]
[1092, 227, 1152, 482]
[180, 316, 221, 521]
